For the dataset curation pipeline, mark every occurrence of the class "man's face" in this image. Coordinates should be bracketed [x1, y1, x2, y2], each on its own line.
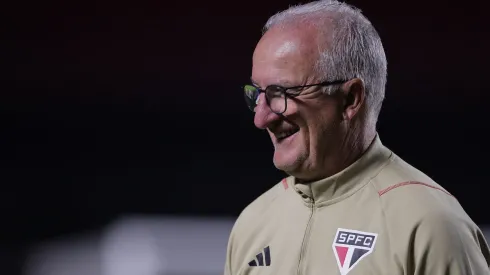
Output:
[251, 25, 346, 180]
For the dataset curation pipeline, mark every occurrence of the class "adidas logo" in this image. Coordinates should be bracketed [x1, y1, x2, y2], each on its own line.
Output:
[248, 246, 271, 267]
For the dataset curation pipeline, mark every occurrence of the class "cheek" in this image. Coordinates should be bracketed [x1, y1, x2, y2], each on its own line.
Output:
[282, 98, 299, 116]
[289, 98, 342, 143]
[303, 103, 342, 140]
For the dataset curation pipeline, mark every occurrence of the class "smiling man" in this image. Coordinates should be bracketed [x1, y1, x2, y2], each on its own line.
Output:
[225, 1, 490, 275]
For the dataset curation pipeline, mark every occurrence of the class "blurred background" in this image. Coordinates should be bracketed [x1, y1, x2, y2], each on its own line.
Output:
[2, 0, 490, 274]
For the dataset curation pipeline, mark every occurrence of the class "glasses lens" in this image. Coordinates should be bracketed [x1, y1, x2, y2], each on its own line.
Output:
[243, 85, 259, 111]
[266, 86, 286, 113]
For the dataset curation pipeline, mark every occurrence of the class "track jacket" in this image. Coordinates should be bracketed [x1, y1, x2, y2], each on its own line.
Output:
[224, 135, 490, 275]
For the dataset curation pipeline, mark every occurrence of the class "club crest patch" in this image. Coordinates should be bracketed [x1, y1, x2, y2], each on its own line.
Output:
[332, 228, 378, 275]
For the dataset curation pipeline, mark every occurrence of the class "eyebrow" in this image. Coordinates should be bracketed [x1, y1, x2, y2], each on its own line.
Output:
[250, 77, 295, 88]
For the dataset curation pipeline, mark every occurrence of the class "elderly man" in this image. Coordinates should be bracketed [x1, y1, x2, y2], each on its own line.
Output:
[224, 1, 490, 275]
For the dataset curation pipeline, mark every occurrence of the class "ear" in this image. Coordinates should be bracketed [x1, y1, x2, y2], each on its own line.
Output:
[341, 78, 365, 121]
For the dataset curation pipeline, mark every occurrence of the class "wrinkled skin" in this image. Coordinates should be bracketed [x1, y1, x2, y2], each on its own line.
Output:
[251, 23, 371, 182]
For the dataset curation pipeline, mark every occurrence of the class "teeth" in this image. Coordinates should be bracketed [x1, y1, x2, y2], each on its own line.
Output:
[277, 130, 298, 139]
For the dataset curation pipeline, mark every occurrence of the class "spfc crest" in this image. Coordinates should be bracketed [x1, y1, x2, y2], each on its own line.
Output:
[332, 228, 378, 275]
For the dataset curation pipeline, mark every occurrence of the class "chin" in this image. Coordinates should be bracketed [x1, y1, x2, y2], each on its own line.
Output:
[272, 148, 308, 174]
[271, 131, 308, 173]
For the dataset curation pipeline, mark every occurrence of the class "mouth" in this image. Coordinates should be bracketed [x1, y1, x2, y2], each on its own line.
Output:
[275, 128, 300, 142]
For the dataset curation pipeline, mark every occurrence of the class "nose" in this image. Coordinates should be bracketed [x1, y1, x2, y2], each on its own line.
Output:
[254, 93, 281, 129]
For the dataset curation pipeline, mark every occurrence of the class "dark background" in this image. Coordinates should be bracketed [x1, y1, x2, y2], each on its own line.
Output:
[2, 0, 489, 269]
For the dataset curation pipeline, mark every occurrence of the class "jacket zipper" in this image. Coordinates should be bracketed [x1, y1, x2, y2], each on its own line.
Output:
[297, 196, 315, 275]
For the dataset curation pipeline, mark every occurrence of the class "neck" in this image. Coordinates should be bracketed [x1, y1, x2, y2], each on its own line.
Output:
[297, 121, 376, 184]
[338, 126, 376, 175]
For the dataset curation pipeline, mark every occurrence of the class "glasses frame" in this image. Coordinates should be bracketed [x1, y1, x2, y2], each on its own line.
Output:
[244, 80, 347, 114]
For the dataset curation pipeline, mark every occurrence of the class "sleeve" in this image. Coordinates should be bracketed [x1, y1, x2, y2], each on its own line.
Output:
[224, 234, 233, 275]
[224, 220, 239, 275]
[412, 211, 490, 275]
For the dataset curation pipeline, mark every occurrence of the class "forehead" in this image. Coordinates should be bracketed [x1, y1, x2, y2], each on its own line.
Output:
[251, 24, 321, 87]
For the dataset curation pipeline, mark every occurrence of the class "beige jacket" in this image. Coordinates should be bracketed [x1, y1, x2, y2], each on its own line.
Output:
[224, 136, 490, 275]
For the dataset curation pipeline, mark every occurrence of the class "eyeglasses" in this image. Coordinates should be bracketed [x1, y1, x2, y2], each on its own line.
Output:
[243, 80, 346, 114]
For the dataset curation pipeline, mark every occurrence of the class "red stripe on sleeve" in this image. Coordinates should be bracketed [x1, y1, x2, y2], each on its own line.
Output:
[378, 181, 453, 197]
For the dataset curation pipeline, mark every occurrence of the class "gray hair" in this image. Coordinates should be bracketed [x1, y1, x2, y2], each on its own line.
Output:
[263, 0, 387, 122]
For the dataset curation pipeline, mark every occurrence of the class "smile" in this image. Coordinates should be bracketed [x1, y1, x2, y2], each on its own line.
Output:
[276, 128, 299, 142]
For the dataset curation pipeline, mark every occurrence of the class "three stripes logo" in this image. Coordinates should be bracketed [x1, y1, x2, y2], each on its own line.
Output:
[332, 228, 378, 275]
[248, 246, 271, 267]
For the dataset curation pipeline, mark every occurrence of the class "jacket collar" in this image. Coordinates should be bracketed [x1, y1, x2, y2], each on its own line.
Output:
[292, 135, 392, 206]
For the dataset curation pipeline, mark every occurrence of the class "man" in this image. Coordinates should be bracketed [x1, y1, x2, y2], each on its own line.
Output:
[225, 1, 490, 275]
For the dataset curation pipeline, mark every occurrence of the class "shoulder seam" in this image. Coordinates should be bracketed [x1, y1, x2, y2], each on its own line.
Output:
[372, 183, 400, 269]
[378, 181, 454, 198]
